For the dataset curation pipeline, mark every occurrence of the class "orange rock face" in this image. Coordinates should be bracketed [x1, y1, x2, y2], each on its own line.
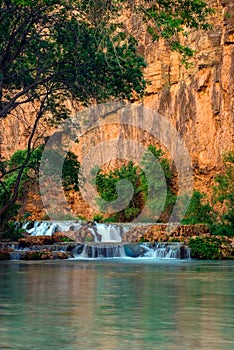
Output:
[0, 0, 233, 220]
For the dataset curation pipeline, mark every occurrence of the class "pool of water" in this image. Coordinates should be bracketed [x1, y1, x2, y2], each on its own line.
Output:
[1, 259, 234, 350]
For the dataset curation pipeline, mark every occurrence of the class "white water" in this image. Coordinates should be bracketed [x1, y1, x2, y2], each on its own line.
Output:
[23, 220, 83, 236]
[22, 221, 126, 242]
[143, 243, 191, 259]
[20, 221, 191, 260]
[72, 243, 126, 259]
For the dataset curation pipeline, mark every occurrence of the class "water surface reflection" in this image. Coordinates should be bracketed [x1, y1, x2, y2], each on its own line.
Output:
[0, 260, 234, 350]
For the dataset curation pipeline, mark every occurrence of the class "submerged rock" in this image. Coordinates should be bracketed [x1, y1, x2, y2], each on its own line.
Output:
[124, 244, 149, 258]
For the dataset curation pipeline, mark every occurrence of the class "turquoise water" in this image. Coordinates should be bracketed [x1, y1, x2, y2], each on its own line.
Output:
[1, 259, 234, 350]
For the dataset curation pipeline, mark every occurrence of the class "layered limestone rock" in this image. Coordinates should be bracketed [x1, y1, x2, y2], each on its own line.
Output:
[136, 0, 234, 192]
[0, 0, 233, 219]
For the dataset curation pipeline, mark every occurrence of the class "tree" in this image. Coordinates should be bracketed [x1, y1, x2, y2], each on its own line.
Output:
[0, 0, 147, 224]
[181, 191, 214, 225]
[212, 152, 234, 236]
[129, 0, 214, 63]
[0, 0, 213, 226]
[0, 146, 80, 228]
[180, 153, 234, 234]
[139, 144, 175, 221]
[94, 161, 142, 221]
[94, 145, 176, 222]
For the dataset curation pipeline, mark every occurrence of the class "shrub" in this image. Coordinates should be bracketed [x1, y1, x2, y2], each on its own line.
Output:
[188, 236, 231, 260]
[182, 191, 214, 225]
[211, 152, 234, 236]
[92, 214, 104, 222]
[0, 146, 80, 228]
[94, 145, 175, 222]
[1, 222, 25, 241]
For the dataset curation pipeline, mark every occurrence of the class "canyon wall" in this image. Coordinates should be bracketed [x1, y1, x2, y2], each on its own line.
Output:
[135, 0, 234, 192]
[0, 0, 233, 219]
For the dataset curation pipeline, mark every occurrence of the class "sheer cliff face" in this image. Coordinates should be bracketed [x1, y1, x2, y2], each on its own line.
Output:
[0, 0, 233, 195]
[136, 0, 234, 190]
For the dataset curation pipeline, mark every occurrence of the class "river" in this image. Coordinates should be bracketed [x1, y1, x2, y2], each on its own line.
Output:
[1, 259, 234, 349]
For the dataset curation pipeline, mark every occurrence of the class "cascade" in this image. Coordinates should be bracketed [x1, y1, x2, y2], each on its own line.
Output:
[72, 243, 126, 259]
[14, 220, 192, 260]
[22, 221, 128, 242]
[70, 242, 191, 259]
[5, 241, 191, 260]
[143, 243, 191, 259]
[92, 223, 128, 242]
[22, 221, 83, 236]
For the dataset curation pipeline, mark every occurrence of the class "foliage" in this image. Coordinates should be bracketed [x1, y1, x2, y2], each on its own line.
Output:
[94, 145, 175, 222]
[181, 153, 234, 235]
[0, 0, 214, 225]
[55, 235, 74, 242]
[0, 0, 212, 120]
[188, 236, 231, 260]
[94, 161, 142, 221]
[136, 0, 214, 63]
[0, 0, 147, 223]
[1, 222, 25, 241]
[139, 144, 176, 221]
[103, 215, 119, 223]
[0, 145, 80, 229]
[76, 214, 87, 221]
[0, 251, 10, 260]
[92, 214, 104, 223]
[0, 0, 147, 118]
[211, 152, 234, 236]
[182, 191, 214, 225]
[62, 152, 80, 192]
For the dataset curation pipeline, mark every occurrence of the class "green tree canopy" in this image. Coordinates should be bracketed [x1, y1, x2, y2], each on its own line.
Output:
[0, 0, 147, 222]
[0, 0, 214, 226]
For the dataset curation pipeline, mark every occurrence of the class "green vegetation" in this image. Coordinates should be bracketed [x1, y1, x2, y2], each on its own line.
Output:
[181, 152, 234, 237]
[92, 214, 104, 223]
[94, 145, 175, 222]
[93, 149, 234, 237]
[0, 0, 147, 225]
[138, 0, 214, 65]
[94, 161, 142, 221]
[1, 222, 26, 241]
[0, 0, 215, 233]
[0, 146, 80, 231]
[182, 191, 214, 225]
[211, 152, 234, 236]
[139, 145, 176, 222]
[188, 236, 232, 260]
[0, 251, 10, 260]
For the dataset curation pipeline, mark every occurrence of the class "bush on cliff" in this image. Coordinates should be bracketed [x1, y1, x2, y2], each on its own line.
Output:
[188, 236, 232, 260]
[182, 152, 234, 236]
[181, 191, 214, 226]
[94, 145, 175, 222]
[211, 152, 234, 236]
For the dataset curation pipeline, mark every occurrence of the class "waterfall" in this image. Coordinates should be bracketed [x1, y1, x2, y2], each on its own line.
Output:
[22, 220, 83, 236]
[17, 220, 192, 260]
[22, 221, 127, 242]
[71, 242, 191, 259]
[143, 243, 191, 259]
[3, 241, 191, 260]
[72, 243, 126, 259]
[93, 223, 124, 242]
